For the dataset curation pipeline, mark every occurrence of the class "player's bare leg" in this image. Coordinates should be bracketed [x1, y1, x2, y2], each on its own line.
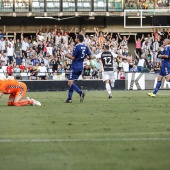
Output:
[165, 74, 170, 82]
[110, 78, 115, 88]
[8, 97, 14, 106]
[105, 79, 112, 98]
[65, 80, 84, 103]
[12, 95, 34, 106]
[147, 76, 163, 97]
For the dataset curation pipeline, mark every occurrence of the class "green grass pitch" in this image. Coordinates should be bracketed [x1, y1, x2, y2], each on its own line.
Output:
[0, 90, 170, 170]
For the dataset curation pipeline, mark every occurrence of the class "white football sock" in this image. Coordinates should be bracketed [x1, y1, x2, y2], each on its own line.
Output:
[106, 83, 111, 95]
[110, 79, 115, 87]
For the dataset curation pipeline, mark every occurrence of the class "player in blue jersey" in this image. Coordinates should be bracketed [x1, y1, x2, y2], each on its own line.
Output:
[64, 34, 92, 103]
[147, 39, 170, 97]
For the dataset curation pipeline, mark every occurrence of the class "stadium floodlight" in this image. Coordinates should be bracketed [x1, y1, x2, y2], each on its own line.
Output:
[127, 16, 146, 18]
[34, 17, 54, 19]
[34, 16, 79, 21]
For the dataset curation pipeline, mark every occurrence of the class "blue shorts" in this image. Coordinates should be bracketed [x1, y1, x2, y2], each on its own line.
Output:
[159, 64, 170, 77]
[68, 69, 82, 80]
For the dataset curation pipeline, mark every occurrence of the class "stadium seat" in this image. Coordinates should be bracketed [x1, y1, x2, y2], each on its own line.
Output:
[84, 3, 91, 8]
[69, 2, 75, 8]
[77, 2, 83, 7]
[3, 3, 13, 8]
[47, 2, 54, 8]
[63, 2, 69, 8]
[54, 2, 60, 8]
[98, 1, 105, 7]
[2, 66, 7, 72]
[21, 72, 29, 80]
[40, 3, 44, 8]
[32, 2, 39, 7]
[62, 73, 66, 80]
[53, 75, 58, 80]
[7, 76, 14, 80]
[0, 70, 5, 79]
[0, 69, 4, 73]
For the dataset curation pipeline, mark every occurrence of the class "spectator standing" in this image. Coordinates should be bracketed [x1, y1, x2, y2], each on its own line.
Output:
[31, 55, 40, 66]
[55, 32, 62, 46]
[134, 50, 146, 72]
[0, 51, 8, 66]
[25, 57, 32, 69]
[13, 64, 21, 79]
[135, 34, 144, 56]
[14, 32, 22, 57]
[21, 33, 29, 58]
[37, 62, 48, 80]
[47, 29, 55, 42]
[152, 38, 159, 52]
[15, 54, 22, 66]
[46, 43, 53, 56]
[122, 59, 129, 72]
[37, 41, 44, 54]
[117, 32, 131, 46]
[0, 26, 5, 39]
[6, 63, 13, 77]
[0, 37, 6, 53]
[6, 43, 14, 64]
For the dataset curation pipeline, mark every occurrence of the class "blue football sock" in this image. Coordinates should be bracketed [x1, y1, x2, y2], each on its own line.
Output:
[72, 83, 82, 94]
[68, 84, 74, 100]
[153, 81, 162, 94]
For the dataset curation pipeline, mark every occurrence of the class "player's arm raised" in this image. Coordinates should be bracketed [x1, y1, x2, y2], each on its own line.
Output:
[116, 53, 132, 61]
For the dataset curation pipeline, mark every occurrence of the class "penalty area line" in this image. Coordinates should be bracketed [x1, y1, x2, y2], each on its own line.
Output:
[0, 138, 170, 143]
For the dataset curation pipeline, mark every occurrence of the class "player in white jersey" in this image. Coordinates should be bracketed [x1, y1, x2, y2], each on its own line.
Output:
[98, 45, 131, 98]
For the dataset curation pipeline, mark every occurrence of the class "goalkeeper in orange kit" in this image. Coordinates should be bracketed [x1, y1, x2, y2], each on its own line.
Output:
[0, 79, 41, 106]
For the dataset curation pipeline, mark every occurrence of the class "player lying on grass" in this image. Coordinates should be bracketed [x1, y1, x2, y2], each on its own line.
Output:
[147, 39, 170, 97]
[0, 79, 41, 106]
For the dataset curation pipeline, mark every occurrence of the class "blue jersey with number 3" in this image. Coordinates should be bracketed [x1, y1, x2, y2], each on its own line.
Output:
[72, 43, 91, 71]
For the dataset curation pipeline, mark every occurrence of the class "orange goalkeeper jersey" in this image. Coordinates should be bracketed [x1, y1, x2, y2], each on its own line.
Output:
[0, 79, 21, 94]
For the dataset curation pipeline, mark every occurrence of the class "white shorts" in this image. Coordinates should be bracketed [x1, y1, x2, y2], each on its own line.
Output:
[102, 71, 115, 82]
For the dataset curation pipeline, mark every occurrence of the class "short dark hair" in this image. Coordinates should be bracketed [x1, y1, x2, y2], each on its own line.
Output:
[104, 45, 109, 50]
[77, 34, 84, 42]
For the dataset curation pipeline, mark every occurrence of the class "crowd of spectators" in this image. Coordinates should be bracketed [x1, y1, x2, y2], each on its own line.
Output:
[0, 25, 170, 80]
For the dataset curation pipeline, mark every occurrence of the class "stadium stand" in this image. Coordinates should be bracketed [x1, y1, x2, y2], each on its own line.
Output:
[0, 0, 169, 81]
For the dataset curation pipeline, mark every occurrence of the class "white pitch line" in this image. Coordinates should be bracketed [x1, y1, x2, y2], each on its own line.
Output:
[0, 138, 170, 143]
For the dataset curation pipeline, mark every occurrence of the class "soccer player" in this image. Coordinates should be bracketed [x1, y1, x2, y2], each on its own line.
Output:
[0, 79, 41, 106]
[98, 45, 131, 98]
[64, 34, 92, 103]
[147, 39, 170, 97]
